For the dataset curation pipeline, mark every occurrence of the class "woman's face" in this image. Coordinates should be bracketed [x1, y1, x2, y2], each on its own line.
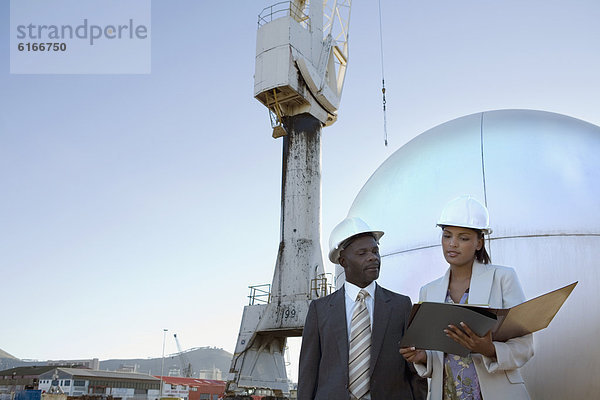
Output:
[441, 226, 483, 268]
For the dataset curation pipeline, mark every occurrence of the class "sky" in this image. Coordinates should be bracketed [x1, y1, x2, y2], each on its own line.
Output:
[1, 0, 600, 380]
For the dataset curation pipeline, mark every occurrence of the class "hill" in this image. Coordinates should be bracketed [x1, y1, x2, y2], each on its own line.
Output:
[0, 349, 20, 371]
[0, 349, 16, 359]
[0, 347, 232, 378]
[100, 347, 232, 377]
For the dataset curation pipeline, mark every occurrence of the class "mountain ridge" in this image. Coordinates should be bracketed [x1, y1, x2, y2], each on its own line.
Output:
[0, 349, 17, 359]
[0, 347, 232, 377]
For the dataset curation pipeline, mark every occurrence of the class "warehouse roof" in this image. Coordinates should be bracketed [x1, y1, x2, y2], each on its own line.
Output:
[40, 368, 160, 381]
[0, 366, 57, 377]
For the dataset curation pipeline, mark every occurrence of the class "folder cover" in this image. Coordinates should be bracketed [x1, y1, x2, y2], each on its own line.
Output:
[399, 281, 577, 356]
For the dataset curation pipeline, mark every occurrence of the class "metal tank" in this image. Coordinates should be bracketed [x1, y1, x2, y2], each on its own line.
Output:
[341, 109, 600, 398]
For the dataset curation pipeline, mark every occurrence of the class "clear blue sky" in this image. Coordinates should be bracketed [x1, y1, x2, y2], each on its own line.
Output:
[1, 0, 599, 369]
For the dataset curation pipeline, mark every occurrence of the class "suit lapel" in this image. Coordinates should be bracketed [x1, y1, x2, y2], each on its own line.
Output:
[370, 285, 391, 372]
[330, 287, 349, 365]
[467, 262, 495, 305]
[429, 269, 452, 302]
[429, 264, 494, 305]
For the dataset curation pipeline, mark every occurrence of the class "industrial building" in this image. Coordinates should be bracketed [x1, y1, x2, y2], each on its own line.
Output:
[37, 368, 160, 400]
[196, 368, 222, 381]
[155, 376, 225, 400]
[0, 366, 57, 394]
[47, 359, 100, 370]
[0, 366, 228, 400]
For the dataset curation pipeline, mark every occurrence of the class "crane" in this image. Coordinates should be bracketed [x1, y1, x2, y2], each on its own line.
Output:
[254, 0, 351, 134]
[173, 333, 193, 378]
[226, 1, 351, 399]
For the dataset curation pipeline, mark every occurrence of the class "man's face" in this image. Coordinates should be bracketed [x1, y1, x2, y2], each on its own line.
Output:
[339, 234, 381, 288]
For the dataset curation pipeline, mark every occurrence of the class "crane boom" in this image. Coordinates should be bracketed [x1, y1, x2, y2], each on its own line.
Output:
[254, 0, 352, 133]
[323, 0, 351, 95]
[173, 333, 193, 378]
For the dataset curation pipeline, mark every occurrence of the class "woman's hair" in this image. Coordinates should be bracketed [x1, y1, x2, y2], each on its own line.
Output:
[474, 230, 491, 264]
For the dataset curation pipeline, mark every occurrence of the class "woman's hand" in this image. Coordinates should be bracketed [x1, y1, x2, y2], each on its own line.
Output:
[400, 346, 427, 365]
[444, 322, 497, 358]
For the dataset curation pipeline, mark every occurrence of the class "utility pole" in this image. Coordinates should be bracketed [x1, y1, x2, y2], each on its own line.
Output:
[160, 328, 168, 398]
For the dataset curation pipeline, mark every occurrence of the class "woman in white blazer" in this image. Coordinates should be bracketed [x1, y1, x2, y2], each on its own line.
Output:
[400, 196, 534, 400]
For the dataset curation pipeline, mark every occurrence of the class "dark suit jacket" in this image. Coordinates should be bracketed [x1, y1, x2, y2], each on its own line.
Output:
[298, 284, 427, 400]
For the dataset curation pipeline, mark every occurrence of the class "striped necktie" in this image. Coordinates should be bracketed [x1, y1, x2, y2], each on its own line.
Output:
[349, 289, 371, 399]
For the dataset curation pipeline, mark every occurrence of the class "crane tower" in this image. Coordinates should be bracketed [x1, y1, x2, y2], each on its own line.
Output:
[226, 1, 351, 398]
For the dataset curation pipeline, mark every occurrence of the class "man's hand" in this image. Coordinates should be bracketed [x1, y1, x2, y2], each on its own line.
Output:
[444, 322, 496, 358]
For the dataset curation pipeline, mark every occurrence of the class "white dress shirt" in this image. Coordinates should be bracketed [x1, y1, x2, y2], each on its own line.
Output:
[344, 280, 376, 340]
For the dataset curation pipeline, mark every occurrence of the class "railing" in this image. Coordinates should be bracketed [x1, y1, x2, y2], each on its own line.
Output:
[258, 1, 311, 29]
[311, 273, 333, 298]
[248, 284, 271, 305]
[248, 274, 333, 304]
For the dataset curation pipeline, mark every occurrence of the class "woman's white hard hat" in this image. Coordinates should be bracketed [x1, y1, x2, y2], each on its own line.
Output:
[328, 217, 384, 264]
[437, 195, 493, 234]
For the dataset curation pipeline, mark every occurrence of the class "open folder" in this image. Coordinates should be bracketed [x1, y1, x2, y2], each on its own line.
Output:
[399, 281, 577, 357]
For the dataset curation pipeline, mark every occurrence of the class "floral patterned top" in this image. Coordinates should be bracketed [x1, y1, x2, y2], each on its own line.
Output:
[443, 290, 483, 400]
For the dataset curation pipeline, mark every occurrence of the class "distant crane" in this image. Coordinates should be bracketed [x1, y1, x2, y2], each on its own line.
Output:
[173, 333, 193, 378]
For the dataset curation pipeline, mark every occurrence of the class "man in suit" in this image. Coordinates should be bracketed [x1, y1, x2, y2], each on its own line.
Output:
[298, 217, 427, 400]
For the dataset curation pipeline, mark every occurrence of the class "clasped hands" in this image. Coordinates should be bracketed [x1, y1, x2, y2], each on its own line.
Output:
[400, 321, 496, 364]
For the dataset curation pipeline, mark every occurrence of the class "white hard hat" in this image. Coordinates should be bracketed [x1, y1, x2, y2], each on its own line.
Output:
[437, 195, 492, 234]
[328, 217, 384, 264]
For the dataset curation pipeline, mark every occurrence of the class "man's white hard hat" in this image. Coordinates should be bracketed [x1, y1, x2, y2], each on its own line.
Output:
[437, 195, 492, 234]
[328, 217, 384, 264]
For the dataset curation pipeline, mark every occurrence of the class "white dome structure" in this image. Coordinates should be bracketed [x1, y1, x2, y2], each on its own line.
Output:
[343, 109, 600, 398]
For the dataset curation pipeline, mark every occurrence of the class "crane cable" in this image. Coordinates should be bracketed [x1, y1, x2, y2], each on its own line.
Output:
[378, 0, 388, 146]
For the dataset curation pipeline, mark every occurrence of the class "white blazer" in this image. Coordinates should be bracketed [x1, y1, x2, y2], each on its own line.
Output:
[414, 262, 534, 400]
